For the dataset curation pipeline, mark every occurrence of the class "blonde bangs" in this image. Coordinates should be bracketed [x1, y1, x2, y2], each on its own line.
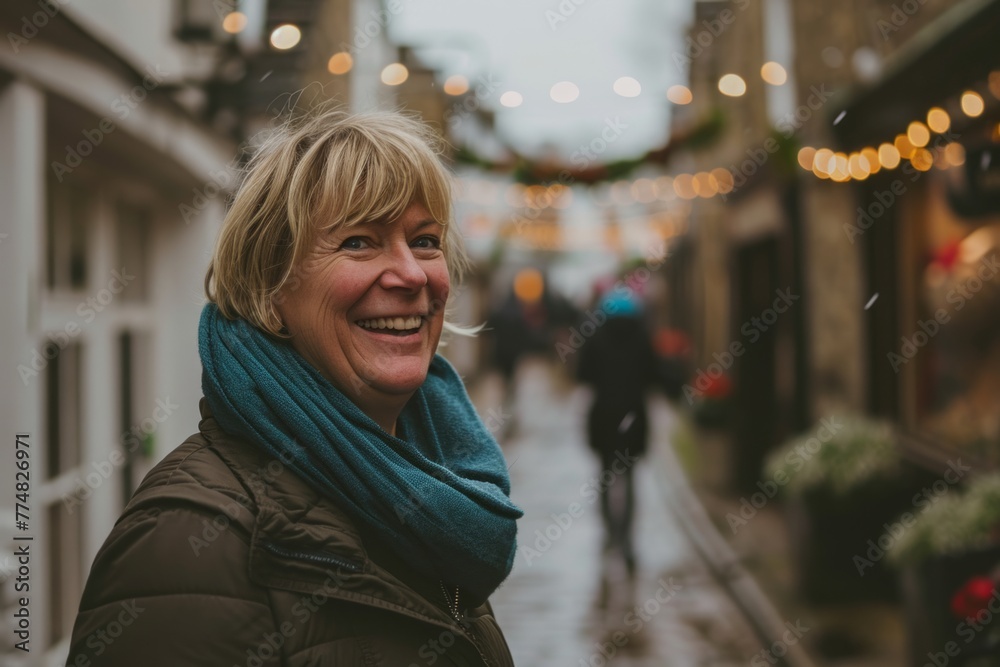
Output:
[309, 124, 454, 234]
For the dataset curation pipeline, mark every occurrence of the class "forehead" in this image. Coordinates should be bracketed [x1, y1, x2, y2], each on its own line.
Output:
[340, 203, 444, 232]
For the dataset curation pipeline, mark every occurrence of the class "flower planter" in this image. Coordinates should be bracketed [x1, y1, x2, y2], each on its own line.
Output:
[900, 547, 1000, 666]
[785, 466, 939, 606]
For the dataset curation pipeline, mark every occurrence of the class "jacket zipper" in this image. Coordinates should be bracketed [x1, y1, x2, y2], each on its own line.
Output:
[440, 582, 492, 666]
[261, 540, 363, 572]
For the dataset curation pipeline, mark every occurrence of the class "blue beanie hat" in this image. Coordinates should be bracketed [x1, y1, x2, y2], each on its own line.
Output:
[600, 289, 642, 318]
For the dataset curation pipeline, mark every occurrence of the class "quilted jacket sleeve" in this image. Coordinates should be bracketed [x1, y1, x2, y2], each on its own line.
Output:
[67, 453, 281, 666]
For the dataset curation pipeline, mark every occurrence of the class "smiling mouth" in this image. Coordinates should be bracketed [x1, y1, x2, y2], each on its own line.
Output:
[356, 315, 424, 336]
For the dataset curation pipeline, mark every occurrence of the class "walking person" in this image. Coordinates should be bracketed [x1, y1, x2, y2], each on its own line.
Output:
[68, 110, 522, 666]
[578, 286, 660, 576]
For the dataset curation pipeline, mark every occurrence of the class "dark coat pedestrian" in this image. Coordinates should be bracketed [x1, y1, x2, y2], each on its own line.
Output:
[577, 291, 661, 572]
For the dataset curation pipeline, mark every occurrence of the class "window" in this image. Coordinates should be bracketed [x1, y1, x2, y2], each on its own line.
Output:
[46, 182, 90, 291]
[47, 501, 84, 645]
[119, 331, 154, 502]
[45, 341, 82, 479]
[115, 201, 151, 302]
[909, 173, 1000, 466]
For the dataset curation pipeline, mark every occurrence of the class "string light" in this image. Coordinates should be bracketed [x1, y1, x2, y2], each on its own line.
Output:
[270, 24, 301, 50]
[878, 143, 901, 169]
[926, 107, 950, 133]
[667, 85, 693, 105]
[906, 121, 930, 148]
[500, 91, 523, 108]
[456, 76, 994, 202]
[797, 147, 817, 170]
[444, 75, 469, 96]
[718, 74, 747, 97]
[961, 91, 984, 117]
[760, 62, 788, 86]
[222, 12, 248, 34]
[381, 63, 408, 86]
[327, 52, 353, 75]
[613, 77, 642, 98]
[550, 81, 580, 103]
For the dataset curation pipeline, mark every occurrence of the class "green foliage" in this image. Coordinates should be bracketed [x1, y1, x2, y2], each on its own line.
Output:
[890, 473, 1000, 564]
[766, 416, 899, 496]
[683, 107, 726, 150]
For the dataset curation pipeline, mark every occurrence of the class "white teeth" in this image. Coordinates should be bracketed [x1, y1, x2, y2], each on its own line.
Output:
[357, 316, 423, 331]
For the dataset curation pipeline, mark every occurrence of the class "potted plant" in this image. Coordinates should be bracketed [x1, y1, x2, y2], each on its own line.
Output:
[889, 473, 1000, 663]
[688, 372, 732, 429]
[765, 416, 938, 604]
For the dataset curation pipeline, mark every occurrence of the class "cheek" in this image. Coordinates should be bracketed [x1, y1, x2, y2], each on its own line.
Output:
[429, 262, 451, 311]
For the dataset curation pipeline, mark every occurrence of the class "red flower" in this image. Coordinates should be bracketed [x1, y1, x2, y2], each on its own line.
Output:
[931, 239, 961, 272]
[950, 576, 997, 620]
[654, 329, 691, 358]
[700, 373, 732, 400]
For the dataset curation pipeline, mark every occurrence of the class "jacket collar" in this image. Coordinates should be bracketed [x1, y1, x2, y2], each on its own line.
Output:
[196, 398, 465, 631]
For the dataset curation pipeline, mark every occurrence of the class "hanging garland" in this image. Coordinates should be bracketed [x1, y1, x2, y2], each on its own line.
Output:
[454, 108, 726, 186]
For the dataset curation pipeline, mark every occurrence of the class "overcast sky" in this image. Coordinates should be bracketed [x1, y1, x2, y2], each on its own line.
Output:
[390, 0, 693, 160]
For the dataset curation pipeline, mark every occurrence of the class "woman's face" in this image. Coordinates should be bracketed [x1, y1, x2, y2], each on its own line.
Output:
[275, 201, 450, 416]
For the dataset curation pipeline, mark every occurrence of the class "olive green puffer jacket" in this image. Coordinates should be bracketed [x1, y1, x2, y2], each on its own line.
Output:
[68, 400, 515, 666]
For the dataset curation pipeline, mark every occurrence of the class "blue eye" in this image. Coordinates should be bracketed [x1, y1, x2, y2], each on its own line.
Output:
[339, 237, 368, 250]
[413, 236, 441, 249]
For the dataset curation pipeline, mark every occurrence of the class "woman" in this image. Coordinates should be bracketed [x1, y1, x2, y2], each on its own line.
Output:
[68, 110, 523, 666]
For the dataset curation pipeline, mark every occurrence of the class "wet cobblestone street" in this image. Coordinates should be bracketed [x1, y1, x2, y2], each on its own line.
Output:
[472, 360, 765, 667]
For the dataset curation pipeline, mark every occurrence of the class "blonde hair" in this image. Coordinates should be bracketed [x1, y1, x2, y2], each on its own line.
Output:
[205, 109, 471, 338]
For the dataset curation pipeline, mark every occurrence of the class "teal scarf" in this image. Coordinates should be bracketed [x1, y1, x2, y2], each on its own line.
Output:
[198, 304, 522, 605]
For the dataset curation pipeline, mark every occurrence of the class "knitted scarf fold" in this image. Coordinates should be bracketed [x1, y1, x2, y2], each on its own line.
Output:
[198, 304, 522, 606]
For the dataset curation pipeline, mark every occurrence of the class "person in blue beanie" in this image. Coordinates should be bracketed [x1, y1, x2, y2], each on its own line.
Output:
[578, 285, 659, 576]
[68, 110, 522, 666]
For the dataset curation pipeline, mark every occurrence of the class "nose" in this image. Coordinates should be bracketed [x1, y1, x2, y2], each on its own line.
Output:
[378, 241, 429, 291]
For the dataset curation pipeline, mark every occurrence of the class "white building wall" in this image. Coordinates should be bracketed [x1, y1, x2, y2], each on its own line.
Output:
[0, 8, 236, 664]
[0, 79, 46, 666]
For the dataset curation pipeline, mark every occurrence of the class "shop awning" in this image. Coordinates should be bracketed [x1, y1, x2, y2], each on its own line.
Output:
[833, 0, 1000, 149]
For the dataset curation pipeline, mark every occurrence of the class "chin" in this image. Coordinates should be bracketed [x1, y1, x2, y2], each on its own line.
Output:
[368, 363, 432, 395]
